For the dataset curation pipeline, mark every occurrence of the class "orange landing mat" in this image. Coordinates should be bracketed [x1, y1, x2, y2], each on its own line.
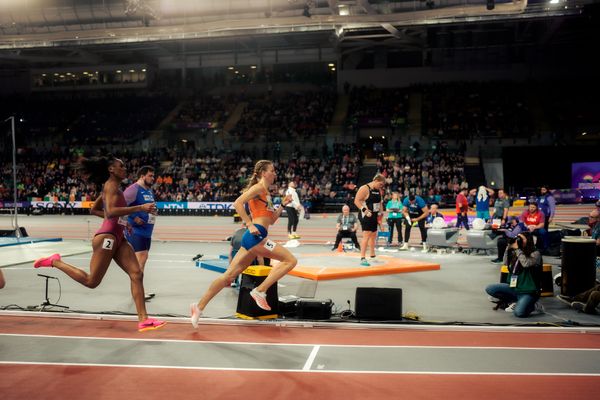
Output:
[276, 252, 440, 281]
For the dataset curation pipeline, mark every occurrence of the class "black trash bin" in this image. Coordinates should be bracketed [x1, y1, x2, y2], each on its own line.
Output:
[561, 237, 597, 297]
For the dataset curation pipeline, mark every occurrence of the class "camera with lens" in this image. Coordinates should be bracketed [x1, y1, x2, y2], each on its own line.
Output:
[508, 235, 523, 248]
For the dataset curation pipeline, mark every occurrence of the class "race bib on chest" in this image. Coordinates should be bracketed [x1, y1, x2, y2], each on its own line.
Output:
[118, 216, 128, 226]
[263, 239, 276, 252]
[373, 203, 381, 212]
[147, 214, 156, 224]
[266, 195, 275, 212]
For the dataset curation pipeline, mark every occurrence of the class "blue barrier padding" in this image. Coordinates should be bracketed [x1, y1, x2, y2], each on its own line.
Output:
[0, 237, 63, 248]
[219, 254, 228, 260]
[197, 259, 229, 274]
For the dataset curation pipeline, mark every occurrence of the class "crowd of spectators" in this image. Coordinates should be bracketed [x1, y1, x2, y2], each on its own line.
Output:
[419, 81, 533, 139]
[0, 143, 363, 211]
[2, 82, 534, 210]
[171, 94, 233, 130]
[376, 143, 468, 206]
[231, 90, 336, 141]
[1, 92, 177, 149]
[0, 140, 473, 215]
[346, 86, 409, 132]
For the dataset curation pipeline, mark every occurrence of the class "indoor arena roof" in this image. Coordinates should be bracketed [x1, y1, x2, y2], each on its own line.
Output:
[0, 0, 596, 67]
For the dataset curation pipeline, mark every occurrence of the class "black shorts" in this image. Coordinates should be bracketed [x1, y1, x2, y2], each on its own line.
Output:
[359, 214, 378, 232]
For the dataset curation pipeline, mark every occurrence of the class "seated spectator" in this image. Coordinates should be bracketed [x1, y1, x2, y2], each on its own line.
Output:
[520, 201, 549, 252]
[490, 216, 524, 264]
[587, 209, 600, 279]
[557, 284, 600, 314]
[425, 204, 444, 228]
[331, 205, 360, 251]
[485, 232, 544, 318]
[587, 209, 600, 253]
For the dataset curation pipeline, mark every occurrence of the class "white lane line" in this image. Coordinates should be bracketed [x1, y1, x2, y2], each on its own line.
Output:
[0, 361, 599, 376]
[2, 333, 599, 351]
[303, 345, 320, 371]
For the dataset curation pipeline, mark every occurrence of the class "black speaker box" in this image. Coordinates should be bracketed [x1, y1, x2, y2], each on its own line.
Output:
[355, 287, 402, 320]
[278, 295, 299, 317]
[296, 299, 333, 320]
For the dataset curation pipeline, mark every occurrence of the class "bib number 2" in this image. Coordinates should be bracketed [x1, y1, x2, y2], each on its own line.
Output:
[102, 238, 114, 250]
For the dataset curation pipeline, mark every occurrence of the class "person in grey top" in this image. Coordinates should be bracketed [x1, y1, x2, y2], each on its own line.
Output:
[332, 205, 361, 250]
[491, 188, 510, 224]
[229, 221, 265, 287]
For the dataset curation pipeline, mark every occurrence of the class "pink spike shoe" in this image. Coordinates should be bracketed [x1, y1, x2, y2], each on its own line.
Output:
[250, 288, 271, 311]
[34, 254, 61, 268]
[138, 318, 166, 332]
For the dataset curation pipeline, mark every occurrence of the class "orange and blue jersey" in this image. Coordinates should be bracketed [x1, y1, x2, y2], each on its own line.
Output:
[248, 192, 275, 219]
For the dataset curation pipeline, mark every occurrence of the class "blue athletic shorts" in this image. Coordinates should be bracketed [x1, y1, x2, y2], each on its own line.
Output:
[241, 224, 268, 251]
[126, 233, 152, 252]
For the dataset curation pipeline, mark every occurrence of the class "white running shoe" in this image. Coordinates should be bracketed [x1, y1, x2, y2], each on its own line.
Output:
[250, 288, 271, 311]
[505, 303, 516, 312]
[190, 302, 202, 328]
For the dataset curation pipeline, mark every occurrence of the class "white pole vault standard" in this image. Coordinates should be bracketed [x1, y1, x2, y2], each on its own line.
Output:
[5, 116, 20, 238]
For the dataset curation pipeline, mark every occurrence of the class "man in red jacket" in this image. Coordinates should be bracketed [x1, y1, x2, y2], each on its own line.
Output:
[455, 187, 470, 230]
[520, 201, 548, 252]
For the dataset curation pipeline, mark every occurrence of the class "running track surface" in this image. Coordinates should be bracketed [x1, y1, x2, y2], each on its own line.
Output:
[1, 315, 600, 400]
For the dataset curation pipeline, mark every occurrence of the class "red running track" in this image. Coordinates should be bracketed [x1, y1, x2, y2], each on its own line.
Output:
[1, 315, 599, 400]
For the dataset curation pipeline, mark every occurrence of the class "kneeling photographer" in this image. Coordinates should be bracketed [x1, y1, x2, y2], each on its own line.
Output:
[485, 232, 544, 317]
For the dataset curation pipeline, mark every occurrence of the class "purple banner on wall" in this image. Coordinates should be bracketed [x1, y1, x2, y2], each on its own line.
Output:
[572, 162, 600, 188]
[572, 162, 600, 201]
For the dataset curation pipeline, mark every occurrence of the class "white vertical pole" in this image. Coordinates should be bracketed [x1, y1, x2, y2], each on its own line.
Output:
[9, 116, 20, 238]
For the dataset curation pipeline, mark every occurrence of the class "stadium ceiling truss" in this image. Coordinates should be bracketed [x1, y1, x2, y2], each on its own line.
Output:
[0, 0, 594, 67]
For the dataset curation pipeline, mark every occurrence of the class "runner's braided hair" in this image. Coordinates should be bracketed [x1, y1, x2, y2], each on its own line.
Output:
[243, 160, 273, 192]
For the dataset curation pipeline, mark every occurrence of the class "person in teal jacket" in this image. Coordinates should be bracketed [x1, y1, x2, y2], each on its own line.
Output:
[386, 192, 404, 246]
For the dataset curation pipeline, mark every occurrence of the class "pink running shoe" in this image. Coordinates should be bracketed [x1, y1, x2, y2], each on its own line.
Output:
[250, 288, 271, 311]
[190, 302, 202, 328]
[34, 254, 61, 268]
[138, 318, 166, 332]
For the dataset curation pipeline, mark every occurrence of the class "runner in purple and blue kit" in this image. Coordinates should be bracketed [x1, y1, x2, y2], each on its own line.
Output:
[124, 165, 157, 301]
